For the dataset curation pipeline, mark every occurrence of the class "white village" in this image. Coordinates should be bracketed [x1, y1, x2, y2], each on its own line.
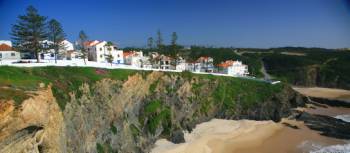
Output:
[0, 39, 250, 77]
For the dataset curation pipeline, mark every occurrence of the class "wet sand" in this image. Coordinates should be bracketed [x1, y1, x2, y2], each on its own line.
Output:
[305, 104, 350, 117]
[229, 119, 345, 153]
[151, 119, 346, 153]
[293, 87, 350, 102]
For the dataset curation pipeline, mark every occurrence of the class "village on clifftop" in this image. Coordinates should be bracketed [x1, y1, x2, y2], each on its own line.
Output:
[0, 39, 250, 77]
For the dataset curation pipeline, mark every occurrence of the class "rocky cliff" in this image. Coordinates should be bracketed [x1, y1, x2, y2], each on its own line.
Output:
[0, 68, 306, 153]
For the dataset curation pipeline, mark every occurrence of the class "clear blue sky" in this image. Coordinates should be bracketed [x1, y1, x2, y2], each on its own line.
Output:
[1, 0, 350, 48]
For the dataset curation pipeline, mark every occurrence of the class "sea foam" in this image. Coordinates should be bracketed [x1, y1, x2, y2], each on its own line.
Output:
[335, 114, 350, 123]
[310, 143, 350, 153]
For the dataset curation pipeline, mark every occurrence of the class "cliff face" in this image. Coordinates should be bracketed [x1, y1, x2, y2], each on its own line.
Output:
[0, 71, 305, 153]
[0, 86, 65, 153]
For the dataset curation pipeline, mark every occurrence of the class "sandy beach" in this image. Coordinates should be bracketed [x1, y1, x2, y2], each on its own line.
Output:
[151, 119, 346, 153]
[293, 87, 350, 101]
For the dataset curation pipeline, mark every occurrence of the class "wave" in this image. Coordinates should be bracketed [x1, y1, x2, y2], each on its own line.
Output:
[335, 114, 350, 123]
[298, 140, 350, 153]
[310, 143, 350, 153]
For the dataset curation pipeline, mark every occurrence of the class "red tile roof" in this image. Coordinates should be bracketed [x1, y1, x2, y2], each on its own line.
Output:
[0, 44, 13, 51]
[196, 56, 212, 62]
[83, 40, 100, 47]
[217, 60, 235, 68]
[123, 51, 141, 57]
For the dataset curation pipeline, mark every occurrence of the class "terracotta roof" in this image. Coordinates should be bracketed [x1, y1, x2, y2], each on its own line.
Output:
[0, 44, 13, 51]
[217, 60, 235, 68]
[83, 40, 100, 47]
[123, 51, 133, 57]
[196, 56, 212, 62]
[123, 51, 141, 57]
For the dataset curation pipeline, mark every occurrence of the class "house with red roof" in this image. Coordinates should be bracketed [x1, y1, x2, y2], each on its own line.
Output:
[0, 42, 21, 61]
[123, 51, 143, 67]
[188, 56, 214, 72]
[86, 40, 124, 64]
[218, 60, 249, 76]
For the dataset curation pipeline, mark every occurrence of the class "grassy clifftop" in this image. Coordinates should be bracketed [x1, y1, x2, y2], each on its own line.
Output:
[0, 66, 305, 153]
[0, 66, 283, 111]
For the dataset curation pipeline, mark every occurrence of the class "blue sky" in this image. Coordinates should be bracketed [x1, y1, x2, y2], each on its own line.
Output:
[1, 0, 350, 48]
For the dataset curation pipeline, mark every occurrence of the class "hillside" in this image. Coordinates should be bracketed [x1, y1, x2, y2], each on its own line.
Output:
[0, 66, 305, 153]
[261, 50, 350, 89]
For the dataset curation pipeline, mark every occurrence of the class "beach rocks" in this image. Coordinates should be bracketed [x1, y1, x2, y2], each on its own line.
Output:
[310, 97, 350, 108]
[296, 112, 350, 140]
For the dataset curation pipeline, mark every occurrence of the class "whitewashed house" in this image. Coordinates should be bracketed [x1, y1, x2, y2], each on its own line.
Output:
[86, 40, 124, 64]
[60, 40, 74, 51]
[40, 40, 55, 60]
[140, 56, 153, 69]
[175, 57, 187, 71]
[0, 42, 21, 61]
[218, 60, 249, 76]
[123, 51, 143, 67]
[188, 56, 214, 72]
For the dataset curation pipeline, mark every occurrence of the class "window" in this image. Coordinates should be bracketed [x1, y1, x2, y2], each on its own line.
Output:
[0, 53, 2, 58]
[11, 53, 15, 56]
[117, 54, 120, 58]
[100, 48, 102, 51]
[100, 55, 103, 58]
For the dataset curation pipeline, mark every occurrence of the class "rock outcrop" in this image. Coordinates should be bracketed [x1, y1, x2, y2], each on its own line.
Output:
[0, 71, 306, 153]
[0, 86, 65, 153]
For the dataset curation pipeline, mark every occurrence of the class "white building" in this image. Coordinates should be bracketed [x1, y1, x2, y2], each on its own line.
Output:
[187, 56, 214, 72]
[60, 40, 74, 51]
[175, 57, 187, 71]
[140, 56, 153, 69]
[0, 43, 21, 61]
[86, 40, 124, 64]
[123, 51, 143, 67]
[218, 60, 249, 76]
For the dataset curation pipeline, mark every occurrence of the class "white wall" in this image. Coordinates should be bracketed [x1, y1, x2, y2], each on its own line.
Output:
[0, 51, 21, 60]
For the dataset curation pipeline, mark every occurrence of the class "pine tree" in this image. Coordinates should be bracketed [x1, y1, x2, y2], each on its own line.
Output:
[170, 32, 178, 56]
[171, 32, 178, 46]
[11, 5, 48, 63]
[156, 29, 163, 49]
[147, 37, 154, 49]
[78, 30, 88, 65]
[48, 19, 66, 64]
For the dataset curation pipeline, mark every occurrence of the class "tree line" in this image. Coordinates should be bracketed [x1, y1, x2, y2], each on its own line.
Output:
[11, 5, 92, 64]
[145, 30, 182, 58]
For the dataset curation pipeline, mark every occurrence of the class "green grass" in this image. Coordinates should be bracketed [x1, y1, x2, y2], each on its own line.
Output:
[110, 124, 117, 135]
[212, 77, 284, 113]
[0, 66, 138, 110]
[149, 80, 159, 93]
[96, 143, 104, 153]
[0, 88, 30, 106]
[144, 100, 162, 114]
[130, 124, 140, 139]
[142, 100, 172, 135]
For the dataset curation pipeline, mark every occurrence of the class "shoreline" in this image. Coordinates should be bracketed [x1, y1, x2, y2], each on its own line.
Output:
[151, 118, 347, 153]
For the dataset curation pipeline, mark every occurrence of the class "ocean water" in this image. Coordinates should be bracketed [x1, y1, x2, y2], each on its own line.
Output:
[304, 114, 350, 153]
[298, 140, 350, 153]
[310, 143, 350, 153]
